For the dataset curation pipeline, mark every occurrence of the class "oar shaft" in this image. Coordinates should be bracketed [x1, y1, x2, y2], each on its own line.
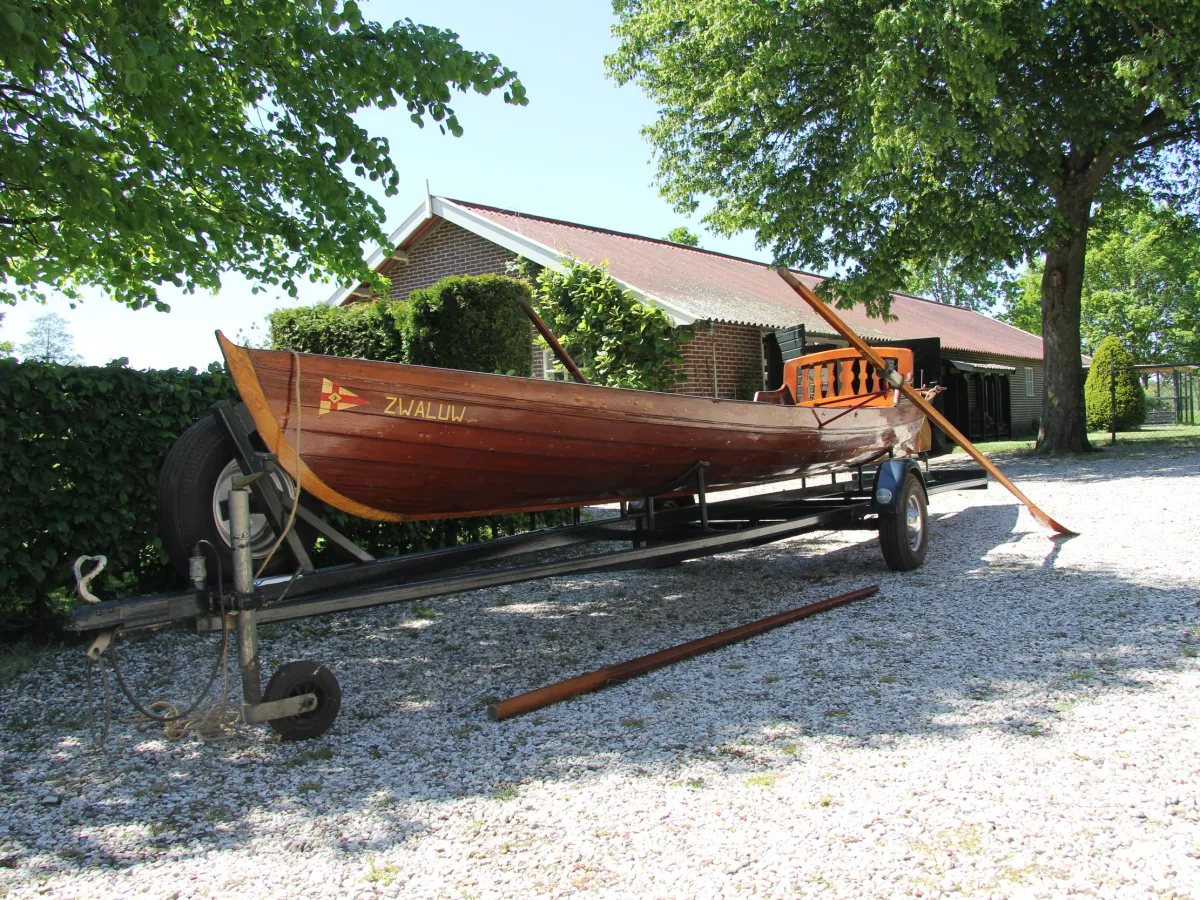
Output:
[775, 269, 1075, 535]
[516, 295, 589, 385]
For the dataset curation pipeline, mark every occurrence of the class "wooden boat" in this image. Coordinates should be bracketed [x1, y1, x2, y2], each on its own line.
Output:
[217, 332, 929, 521]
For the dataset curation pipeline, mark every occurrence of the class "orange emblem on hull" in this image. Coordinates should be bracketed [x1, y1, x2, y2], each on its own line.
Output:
[319, 377, 368, 416]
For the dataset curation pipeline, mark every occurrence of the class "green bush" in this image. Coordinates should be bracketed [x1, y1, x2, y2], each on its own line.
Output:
[0, 358, 237, 635]
[528, 258, 689, 391]
[401, 275, 533, 376]
[268, 300, 404, 361]
[1085, 335, 1146, 430]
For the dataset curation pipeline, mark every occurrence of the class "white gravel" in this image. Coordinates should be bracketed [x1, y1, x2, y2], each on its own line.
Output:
[2, 446, 1199, 899]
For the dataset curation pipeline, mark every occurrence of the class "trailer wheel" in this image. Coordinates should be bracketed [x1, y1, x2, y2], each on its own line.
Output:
[263, 661, 341, 741]
[156, 415, 303, 582]
[878, 472, 928, 571]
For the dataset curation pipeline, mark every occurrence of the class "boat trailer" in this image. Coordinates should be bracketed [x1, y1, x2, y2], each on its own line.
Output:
[68, 403, 988, 741]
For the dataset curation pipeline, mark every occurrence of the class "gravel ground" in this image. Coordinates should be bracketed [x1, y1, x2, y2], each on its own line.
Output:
[2, 446, 1198, 899]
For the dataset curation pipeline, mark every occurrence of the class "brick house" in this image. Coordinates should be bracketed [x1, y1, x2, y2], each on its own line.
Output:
[330, 195, 1050, 441]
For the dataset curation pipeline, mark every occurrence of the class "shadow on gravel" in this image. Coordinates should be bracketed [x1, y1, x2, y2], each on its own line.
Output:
[3, 492, 1196, 874]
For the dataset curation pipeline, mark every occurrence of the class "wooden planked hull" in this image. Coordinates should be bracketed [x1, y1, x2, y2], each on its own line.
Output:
[217, 333, 927, 521]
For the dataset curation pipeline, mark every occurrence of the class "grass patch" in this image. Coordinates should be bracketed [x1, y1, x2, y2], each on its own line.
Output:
[620, 718, 646, 729]
[823, 708, 851, 718]
[410, 604, 438, 620]
[1067, 670, 1095, 681]
[490, 784, 519, 801]
[950, 426, 1200, 456]
[744, 773, 777, 787]
[285, 746, 333, 767]
[364, 857, 401, 886]
[763, 675, 782, 684]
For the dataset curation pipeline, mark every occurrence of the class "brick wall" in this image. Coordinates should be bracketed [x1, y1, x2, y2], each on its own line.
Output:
[667, 322, 765, 398]
[366, 217, 765, 397]
[382, 219, 516, 302]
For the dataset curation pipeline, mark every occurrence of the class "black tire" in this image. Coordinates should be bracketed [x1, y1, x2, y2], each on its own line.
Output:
[263, 661, 341, 741]
[156, 415, 301, 582]
[878, 471, 928, 571]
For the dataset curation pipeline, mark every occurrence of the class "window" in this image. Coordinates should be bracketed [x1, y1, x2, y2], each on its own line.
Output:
[543, 348, 570, 382]
[1024, 366, 1034, 397]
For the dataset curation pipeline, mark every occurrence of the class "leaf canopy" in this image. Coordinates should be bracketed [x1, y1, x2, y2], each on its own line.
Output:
[608, 0, 1200, 315]
[1, 0, 527, 309]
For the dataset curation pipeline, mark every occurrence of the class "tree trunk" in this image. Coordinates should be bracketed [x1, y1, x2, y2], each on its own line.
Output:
[1037, 183, 1095, 454]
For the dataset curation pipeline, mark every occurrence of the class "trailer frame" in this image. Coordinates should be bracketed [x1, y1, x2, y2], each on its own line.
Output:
[68, 404, 988, 740]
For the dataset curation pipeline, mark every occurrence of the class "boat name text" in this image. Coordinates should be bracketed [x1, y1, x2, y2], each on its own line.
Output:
[384, 396, 467, 423]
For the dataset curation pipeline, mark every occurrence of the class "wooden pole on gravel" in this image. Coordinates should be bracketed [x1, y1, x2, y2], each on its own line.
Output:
[488, 586, 878, 721]
[775, 269, 1076, 535]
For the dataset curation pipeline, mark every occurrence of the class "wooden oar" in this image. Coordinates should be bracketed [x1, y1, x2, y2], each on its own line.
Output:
[776, 268, 1076, 535]
[516, 295, 590, 385]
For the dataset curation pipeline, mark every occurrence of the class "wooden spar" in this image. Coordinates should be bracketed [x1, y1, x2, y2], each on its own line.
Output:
[487, 586, 878, 721]
[515, 295, 590, 385]
[775, 269, 1077, 536]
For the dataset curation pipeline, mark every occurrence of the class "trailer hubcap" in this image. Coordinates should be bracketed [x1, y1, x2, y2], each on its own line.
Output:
[212, 460, 295, 557]
[905, 494, 924, 551]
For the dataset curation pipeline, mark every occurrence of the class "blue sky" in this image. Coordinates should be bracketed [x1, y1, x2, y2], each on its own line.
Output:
[1, 0, 772, 370]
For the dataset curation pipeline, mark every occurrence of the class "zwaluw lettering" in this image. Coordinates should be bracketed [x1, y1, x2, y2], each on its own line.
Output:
[385, 396, 469, 423]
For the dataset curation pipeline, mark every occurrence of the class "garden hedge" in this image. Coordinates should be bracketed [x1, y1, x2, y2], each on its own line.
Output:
[267, 300, 405, 362]
[1085, 335, 1146, 431]
[0, 358, 238, 635]
[401, 275, 533, 376]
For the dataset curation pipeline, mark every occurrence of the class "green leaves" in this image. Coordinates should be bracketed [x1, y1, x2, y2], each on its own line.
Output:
[1084, 336, 1146, 430]
[401, 276, 534, 377]
[1078, 192, 1200, 364]
[607, 0, 1200, 313]
[0, 358, 238, 629]
[1, 0, 528, 309]
[530, 258, 688, 392]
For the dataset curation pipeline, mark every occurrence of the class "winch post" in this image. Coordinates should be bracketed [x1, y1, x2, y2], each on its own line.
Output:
[229, 485, 262, 706]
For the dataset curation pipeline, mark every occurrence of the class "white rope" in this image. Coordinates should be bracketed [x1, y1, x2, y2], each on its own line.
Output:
[255, 350, 303, 578]
[73, 555, 107, 604]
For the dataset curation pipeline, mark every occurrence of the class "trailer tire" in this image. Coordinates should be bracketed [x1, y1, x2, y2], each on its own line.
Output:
[264, 661, 341, 741]
[878, 471, 928, 572]
[156, 415, 303, 582]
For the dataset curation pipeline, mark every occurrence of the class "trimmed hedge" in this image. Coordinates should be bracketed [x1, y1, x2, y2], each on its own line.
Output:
[1085, 335, 1146, 430]
[401, 275, 533, 376]
[0, 358, 238, 635]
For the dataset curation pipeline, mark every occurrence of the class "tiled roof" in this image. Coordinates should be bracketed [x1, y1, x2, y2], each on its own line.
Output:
[448, 199, 1046, 361]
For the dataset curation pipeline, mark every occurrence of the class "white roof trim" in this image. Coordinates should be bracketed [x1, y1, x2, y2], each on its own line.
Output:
[324, 196, 697, 325]
[322, 201, 439, 306]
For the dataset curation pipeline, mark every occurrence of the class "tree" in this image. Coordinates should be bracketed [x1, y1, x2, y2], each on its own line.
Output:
[902, 259, 1019, 313]
[0, 312, 12, 356]
[18, 312, 81, 363]
[999, 267, 1045, 336]
[1078, 192, 1200, 363]
[1, 0, 526, 310]
[1084, 335, 1145, 430]
[608, 1, 1200, 453]
[664, 226, 701, 247]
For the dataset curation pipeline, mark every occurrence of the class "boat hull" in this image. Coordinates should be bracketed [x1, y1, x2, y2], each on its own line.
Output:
[218, 333, 926, 521]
